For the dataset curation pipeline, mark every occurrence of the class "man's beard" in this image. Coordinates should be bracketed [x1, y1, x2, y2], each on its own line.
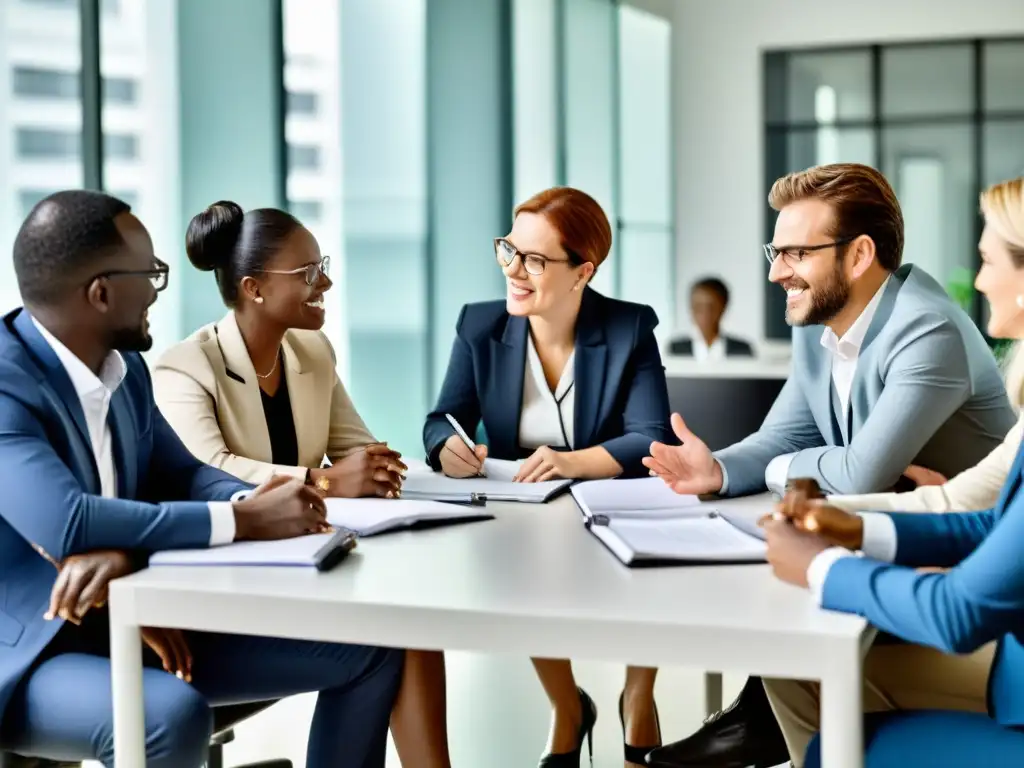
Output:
[110, 325, 153, 353]
[786, 261, 851, 327]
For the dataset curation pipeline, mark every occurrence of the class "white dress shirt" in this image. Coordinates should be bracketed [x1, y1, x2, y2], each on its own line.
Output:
[32, 317, 236, 545]
[693, 335, 726, 362]
[519, 335, 576, 450]
[760, 277, 891, 496]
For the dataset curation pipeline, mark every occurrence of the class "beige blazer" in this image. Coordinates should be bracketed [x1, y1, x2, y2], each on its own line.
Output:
[830, 414, 1024, 513]
[153, 312, 375, 484]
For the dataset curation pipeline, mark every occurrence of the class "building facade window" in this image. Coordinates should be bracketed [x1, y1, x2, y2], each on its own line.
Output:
[286, 90, 318, 115]
[15, 128, 139, 161]
[13, 66, 139, 105]
[16, 128, 80, 159]
[763, 38, 1024, 340]
[287, 199, 323, 221]
[287, 143, 322, 170]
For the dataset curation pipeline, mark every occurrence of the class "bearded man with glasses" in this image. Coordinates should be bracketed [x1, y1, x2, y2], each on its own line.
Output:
[644, 163, 1017, 768]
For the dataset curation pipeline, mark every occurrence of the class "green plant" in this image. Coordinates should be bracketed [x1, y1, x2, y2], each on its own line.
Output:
[945, 267, 975, 313]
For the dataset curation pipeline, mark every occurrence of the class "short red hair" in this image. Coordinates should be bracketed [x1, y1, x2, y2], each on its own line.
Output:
[514, 186, 612, 269]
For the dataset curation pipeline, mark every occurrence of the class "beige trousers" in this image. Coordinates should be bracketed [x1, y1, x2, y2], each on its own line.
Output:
[763, 642, 995, 767]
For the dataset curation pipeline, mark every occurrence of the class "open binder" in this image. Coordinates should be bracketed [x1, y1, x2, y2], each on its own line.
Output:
[571, 478, 767, 566]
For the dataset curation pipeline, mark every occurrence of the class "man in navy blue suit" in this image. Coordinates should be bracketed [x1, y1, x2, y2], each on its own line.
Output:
[759, 475, 1024, 767]
[0, 191, 403, 767]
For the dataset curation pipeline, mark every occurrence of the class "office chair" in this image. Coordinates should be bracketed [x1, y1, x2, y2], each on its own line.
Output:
[0, 700, 292, 768]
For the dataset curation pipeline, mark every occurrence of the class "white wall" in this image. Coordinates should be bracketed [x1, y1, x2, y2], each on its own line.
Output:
[672, 0, 1024, 343]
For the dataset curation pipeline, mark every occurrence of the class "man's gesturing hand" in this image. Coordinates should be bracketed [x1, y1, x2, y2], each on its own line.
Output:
[642, 413, 723, 495]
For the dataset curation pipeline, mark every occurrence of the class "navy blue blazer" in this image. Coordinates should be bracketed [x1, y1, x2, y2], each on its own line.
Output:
[823, 435, 1024, 727]
[0, 309, 249, 721]
[423, 288, 673, 477]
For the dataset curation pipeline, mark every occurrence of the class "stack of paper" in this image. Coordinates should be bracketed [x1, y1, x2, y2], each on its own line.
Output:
[571, 477, 766, 566]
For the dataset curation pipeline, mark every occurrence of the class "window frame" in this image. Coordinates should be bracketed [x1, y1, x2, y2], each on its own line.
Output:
[762, 36, 1024, 340]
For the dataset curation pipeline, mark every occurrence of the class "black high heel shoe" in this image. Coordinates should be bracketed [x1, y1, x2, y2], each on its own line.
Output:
[619, 691, 662, 766]
[538, 687, 598, 767]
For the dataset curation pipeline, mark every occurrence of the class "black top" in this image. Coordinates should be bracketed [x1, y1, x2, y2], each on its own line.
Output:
[259, 369, 299, 467]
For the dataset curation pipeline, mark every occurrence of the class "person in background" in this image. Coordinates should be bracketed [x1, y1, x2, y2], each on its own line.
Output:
[643, 164, 1017, 768]
[423, 186, 673, 767]
[760, 175, 1024, 768]
[153, 201, 449, 768]
[669, 277, 754, 359]
[0, 190, 403, 767]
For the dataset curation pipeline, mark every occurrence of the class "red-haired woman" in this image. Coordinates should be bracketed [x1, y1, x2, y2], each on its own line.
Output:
[423, 187, 673, 767]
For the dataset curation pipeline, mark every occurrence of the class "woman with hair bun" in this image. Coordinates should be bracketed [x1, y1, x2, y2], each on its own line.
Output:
[154, 201, 451, 767]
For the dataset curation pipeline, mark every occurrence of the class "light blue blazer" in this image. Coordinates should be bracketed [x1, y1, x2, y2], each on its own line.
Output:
[0, 309, 249, 723]
[716, 265, 1015, 495]
[824, 435, 1024, 727]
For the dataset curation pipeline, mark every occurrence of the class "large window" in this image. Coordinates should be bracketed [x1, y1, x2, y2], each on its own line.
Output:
[616, 3, 673, 339]
[101, 0, 180, 357]
[0, 0, 85, 315]
[764, 38, 1024, 340]
[283, 0, 346, 379]
[512, 0, 674, 330]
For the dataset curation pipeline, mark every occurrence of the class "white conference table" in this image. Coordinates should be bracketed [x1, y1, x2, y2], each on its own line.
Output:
[108, 492, 871, 767]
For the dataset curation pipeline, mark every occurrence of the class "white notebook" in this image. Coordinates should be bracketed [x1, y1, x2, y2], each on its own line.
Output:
[589, 517, 767, 566]
[571, 477, 704, 520]
[571, 477, 766, 566]
[401, 471, 572, 504]
[150, 532, 342, 568]
[325, 497, 492, 536]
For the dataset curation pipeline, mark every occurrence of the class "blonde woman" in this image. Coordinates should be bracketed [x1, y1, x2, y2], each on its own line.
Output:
[829, 344, 1024, 513]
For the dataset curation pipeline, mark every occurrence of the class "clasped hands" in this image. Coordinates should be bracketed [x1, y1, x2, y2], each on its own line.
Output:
[759, 480, 865, 589]
[42, 549, 193, 681]
[439, 435, 576, 482]
[311, 442, 407, 499]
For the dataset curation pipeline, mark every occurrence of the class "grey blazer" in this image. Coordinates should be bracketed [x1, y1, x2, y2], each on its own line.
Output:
[715, 264, 1017, 496]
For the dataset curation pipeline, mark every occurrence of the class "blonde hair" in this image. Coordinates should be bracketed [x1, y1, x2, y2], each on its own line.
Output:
[980, 177, 1024, 267]
[980, 178, 1024, 409]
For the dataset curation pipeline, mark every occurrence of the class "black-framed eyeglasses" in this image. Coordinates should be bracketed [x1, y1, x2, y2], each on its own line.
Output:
[258, 255, 330, 286]
[90, 257, 170, 292]
[763, 237, 856, 268]
[495, 238, 578, 276]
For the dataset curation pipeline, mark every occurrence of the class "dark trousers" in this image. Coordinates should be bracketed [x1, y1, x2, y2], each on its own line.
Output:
[1, 615, 403, 768]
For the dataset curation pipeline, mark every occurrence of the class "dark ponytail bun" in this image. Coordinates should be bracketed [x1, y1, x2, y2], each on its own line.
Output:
[185, 200, 244, 272]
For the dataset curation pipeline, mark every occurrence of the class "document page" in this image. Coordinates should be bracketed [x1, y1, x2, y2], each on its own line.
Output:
[572, 477, 703, 519]
[606, 516, 766, 562]
[482, 458, 522, 482]
[324, 498, 489, 536]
